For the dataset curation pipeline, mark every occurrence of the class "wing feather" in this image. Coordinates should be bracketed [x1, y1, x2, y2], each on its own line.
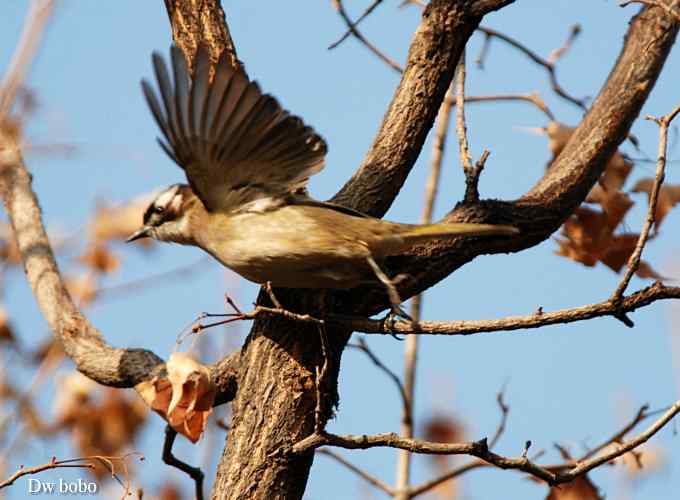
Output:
[142, 45, 327, 213]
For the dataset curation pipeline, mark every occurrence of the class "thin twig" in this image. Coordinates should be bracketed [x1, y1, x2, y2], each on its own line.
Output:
[547, 24, 581, 65]
[408, 462, 486, 497]
[407, 402, 665, 497]
[477, 26, 587, 109]
[0, 0, 54, 121]
[162, 426, 204, 500]
[187, 282, 680, 338]
[611, 103, 680, 302]
[292, 398, 680, 486]
[264, 281, 283, 309]
[403, 1, 584, 107]
[339, 282, 680, 335]
[489, 390, 510, 449]
[455, 50, 474, 176]
[348, 338, 408, 410]
[0, 457, 94, 489]
[465, 93, 555, 120]
[314, 325, 330, 434]
[579, 404, 650, 461]
[328, 0, 386, 50]
[317, 449, 395, 495]
[454, 51, 489, 203]
[96, 257, 210, 300]
[330, 0, 403, 73]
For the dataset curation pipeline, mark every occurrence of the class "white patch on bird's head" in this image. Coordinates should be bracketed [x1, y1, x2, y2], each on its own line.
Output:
[142, 184, 196, 244]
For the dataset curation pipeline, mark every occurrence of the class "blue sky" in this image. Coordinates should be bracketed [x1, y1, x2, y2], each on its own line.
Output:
[1, 1, 679, 499]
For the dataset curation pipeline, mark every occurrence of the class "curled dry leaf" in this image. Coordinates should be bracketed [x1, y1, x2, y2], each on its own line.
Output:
[423, 414, 465, 444]
[585, 189, 634, 230]
[53, 372, 148, 479]
[157, 483, 183, 500]
[543, 122, 664, 279]
[0, 221, 22, 267]
[64, 272, 99, 306]
[79, 243, 120, 274]
[136, 352, 216, 443]
[545, 475, 602, 500]
[545, 122, 633, 194]
[0, 305, 16, 344]
[89, 192, 157, 246]
[631, 178, 680, 229]
[422, 414, 465, 498]
[602, 442, 666, 479]
[555, 209, 662, 279]
[600, 234, 664, 280]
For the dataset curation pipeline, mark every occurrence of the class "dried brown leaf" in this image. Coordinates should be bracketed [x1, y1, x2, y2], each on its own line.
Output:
[136, 352, 216, 443]
[631, 179, 680, 228]
[64, 273, 98, 306]
[546, 475, 602, 500]
[0, 305, 16, 344]
[54, 373, 148, 479]
[600, 234, 663, 279]
[0, 222, 22, 266]
[423, 414, 465, 443]
[89, 194, 156, 246]
[423, 413, 466, 476]
[586, 189, 634, 230]
[79, 244, 120, 274]
[546, 122, 633, 192]
[157, 483, 183, 500]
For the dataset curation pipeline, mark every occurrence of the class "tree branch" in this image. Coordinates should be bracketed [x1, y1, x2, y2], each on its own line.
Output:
[346, 4, 679, 316]
[611, 103, 680, 301]
[331, 0, 516, 216]
[407, 402, 664, 497]
[293, 399, 680, 486]
[330, 0, 402, 73]
[1, 102, 164, 390]
[163, 0, 240, 67]
[338, 282, 680, 335]
[477, 25, 586, 109]
[0, 129, 240, 403]
[0, 458, 94, 490]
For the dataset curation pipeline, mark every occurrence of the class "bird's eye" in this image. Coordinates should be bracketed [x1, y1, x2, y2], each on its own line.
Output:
[154, 206, 165, 214]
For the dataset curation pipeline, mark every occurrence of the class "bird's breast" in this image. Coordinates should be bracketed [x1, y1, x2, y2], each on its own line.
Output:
[194, 206, 369, 288]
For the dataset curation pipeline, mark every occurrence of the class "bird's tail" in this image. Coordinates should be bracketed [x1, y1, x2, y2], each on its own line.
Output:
[373, 222, 518, 256]
[401, 222, 518, 242]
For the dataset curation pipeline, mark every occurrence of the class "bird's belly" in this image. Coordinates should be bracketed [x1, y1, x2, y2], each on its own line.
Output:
[229, 255, 365, 289]
[199, 213, 369, 289]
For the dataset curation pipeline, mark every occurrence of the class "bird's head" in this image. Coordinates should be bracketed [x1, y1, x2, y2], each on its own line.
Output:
[127, 184, 198, 244]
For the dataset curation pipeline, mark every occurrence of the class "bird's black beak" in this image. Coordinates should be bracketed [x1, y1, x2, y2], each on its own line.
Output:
[126, 226, 152, 243]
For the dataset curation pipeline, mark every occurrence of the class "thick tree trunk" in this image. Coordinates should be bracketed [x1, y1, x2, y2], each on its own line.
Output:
[211, 308, 348, 499]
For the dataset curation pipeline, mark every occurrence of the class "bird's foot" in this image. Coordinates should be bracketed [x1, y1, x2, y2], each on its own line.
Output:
[383, 304, 418, 340]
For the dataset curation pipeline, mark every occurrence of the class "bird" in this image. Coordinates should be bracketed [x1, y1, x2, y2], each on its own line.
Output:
[128, 45, 519, 318]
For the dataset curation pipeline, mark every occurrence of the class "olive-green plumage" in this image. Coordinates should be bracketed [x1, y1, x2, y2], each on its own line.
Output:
[129, 45, 518, 305]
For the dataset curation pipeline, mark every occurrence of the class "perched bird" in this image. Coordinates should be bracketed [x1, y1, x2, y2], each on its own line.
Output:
[128, 46, 518, 317]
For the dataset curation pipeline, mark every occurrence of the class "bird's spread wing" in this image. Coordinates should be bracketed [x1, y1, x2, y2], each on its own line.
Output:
[142, 45, 327, 213]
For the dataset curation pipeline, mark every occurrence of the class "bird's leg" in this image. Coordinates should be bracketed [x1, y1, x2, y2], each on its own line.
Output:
[365, 254, 412, 335]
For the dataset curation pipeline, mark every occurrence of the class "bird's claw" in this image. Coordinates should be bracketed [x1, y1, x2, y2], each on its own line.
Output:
[384, 305, 413, 340]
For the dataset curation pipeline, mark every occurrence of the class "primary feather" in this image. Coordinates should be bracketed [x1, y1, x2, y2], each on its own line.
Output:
[142, 45, 327, 214]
